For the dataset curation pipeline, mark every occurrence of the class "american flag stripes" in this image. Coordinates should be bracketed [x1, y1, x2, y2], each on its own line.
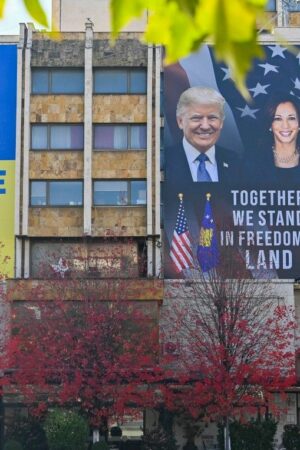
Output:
[170, 194, 194, 272]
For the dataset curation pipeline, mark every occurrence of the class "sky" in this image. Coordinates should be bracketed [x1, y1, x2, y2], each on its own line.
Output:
[0, 0, 51, 34]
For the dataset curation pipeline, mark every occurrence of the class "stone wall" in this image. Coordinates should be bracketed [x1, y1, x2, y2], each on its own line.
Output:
[93, 95, 146, 122]
[31, 95, 84, 122]
[92, 151, 146, 178]
[31, 34, 147, 68]
[32, 35, 85, 66]
[7, 278, 163, 301]
[289, 12, 300, 26]
[29, 208, 83, 236]
[92, 207, 146, 236]
[30, 240, 140, 278]
[29, 206, 146, 236]
[29, 152, 84, 178]
[93, 37, 147, 66]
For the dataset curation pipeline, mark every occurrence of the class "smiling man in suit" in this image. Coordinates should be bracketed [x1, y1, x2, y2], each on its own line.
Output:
[169, 86, 241, 183]
[163, 86, 243, 277]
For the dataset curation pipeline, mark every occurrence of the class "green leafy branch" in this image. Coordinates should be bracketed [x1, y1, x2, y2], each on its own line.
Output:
[0, 0, 270, 93]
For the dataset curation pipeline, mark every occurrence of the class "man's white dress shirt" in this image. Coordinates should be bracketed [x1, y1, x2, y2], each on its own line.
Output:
[182, 137, 219, 182]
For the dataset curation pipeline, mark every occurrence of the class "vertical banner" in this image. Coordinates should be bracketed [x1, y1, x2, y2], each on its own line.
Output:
[0, 45, 17, 277]
[164, 45, 300, 279]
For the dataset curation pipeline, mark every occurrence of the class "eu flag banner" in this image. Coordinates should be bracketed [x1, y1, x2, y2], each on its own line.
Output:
[197, 194, 219, 272]
[170, 194, 194, 273]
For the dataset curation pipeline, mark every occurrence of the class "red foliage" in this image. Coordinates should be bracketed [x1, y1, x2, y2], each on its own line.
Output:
[6, 289, 160, 426]
[160, 273, 296, 423]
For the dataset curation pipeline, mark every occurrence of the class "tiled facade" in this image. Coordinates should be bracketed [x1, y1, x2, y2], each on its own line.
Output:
[15, 26, 160, 261]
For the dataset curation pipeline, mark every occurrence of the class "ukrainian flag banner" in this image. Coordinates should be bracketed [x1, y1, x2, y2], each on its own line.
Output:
[0, 45, 17, 277]
[197, 193, 219, 272]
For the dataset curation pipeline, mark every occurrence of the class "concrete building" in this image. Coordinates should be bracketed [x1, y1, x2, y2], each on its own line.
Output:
[2, 0, 300, 448]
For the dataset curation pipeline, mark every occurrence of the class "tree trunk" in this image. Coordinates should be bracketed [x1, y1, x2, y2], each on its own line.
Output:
[224, 417, 231, 450]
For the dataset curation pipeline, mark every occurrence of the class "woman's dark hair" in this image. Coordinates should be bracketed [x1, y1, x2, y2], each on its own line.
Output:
[259, 92, 300, 153]
[263, 92, 300, 131]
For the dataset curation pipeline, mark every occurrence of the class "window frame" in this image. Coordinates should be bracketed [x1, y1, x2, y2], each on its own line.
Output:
[31, 124, 84, 151]
[93, 124, 147, 151]
[30, 180, 84, 207]
[31, 68, 85, 95]
[93, 68, 147, 94]
[93, 179, 147, 207]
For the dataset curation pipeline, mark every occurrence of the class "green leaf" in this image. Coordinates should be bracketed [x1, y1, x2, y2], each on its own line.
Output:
[145, 2, 200, 61]
[23, 0, 48, 28]
[0, 0, 6, 18]
[110, 0, 268, 94]
[110, 0, 146, 36]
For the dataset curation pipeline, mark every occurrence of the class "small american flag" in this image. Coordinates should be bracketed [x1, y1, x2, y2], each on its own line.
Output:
[170, 194, 194, 272]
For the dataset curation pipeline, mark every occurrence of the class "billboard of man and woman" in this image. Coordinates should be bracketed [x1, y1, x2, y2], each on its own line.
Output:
[163, 44, 300, 279]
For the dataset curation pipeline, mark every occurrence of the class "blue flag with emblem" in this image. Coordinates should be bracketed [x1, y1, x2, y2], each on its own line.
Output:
[197, 193, 219, 272]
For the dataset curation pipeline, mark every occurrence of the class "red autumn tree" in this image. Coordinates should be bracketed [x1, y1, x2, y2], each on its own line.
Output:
[5, 273, 161, 429]
[160, 264, 296, 450]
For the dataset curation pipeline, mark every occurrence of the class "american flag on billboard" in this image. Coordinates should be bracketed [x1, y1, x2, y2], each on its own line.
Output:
[170, 194, 194, 272]
[211, 44, 300, 153]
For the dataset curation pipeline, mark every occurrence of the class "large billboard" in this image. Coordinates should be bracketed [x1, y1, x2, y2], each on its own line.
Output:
[164, 44, 300, 279]
[0, 45, 17, 277]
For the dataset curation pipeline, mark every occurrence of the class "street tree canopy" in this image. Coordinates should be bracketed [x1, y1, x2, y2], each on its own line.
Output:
[0, 0, 269, 93]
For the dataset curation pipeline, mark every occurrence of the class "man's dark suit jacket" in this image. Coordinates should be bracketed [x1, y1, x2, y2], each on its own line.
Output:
[164, 142, 242, 187]
[163, 142, 244, 278]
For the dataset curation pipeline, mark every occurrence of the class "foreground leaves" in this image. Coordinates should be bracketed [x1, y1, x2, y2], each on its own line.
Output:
[111, 0, 268, 94]
[0, 0, 267, 92]
[0, 0, 48, 28]
[23, 0, 48, 28]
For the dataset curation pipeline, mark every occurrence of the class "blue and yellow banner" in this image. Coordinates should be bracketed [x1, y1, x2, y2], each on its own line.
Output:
[0, 45, 17, 277]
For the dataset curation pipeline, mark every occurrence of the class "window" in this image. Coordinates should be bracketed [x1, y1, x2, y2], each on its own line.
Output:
[94, 124, 147, 150]
[265, 0, 276, 10]
[93, 180, 146, 206]
[32, 68, 84, 94]
[30, 181, 83, 206]
[286, 0, 300, 11]
[94, 68, 147, 94]
[31, 124, 84, 150]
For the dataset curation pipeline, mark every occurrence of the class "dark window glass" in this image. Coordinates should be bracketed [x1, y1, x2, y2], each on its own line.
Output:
[50, 125, 84, 150]
[30, 181, 83, 206]
[32, 69, 48, 94]
[265, 0, 276, 11]
[94, 69, 127, 93]
[31, 125, 84, 150]
[31, 181, 47, 205]
[93, 180, 146, 206]
[94, 69, 147, 94]
[94, 124, 146, 150]
[94, 125, 128, 150]
[130, 70, 147, 93]
[32, 125, 48, 149]
[130, 125, 147, 149]
[131, 181, 147, 205]
[51, 69, 84, 94]
[32, 68, 84, 94]
[94, 181, 128, 205]
[286, 1, 300, 11]
[49, 181, 83, 206]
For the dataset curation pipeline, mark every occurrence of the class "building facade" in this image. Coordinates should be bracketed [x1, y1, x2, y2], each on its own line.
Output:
[2, 0, 300, 448]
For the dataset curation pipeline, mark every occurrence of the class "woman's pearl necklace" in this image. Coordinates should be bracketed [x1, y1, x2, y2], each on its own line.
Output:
[272, 146, 299, 164]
